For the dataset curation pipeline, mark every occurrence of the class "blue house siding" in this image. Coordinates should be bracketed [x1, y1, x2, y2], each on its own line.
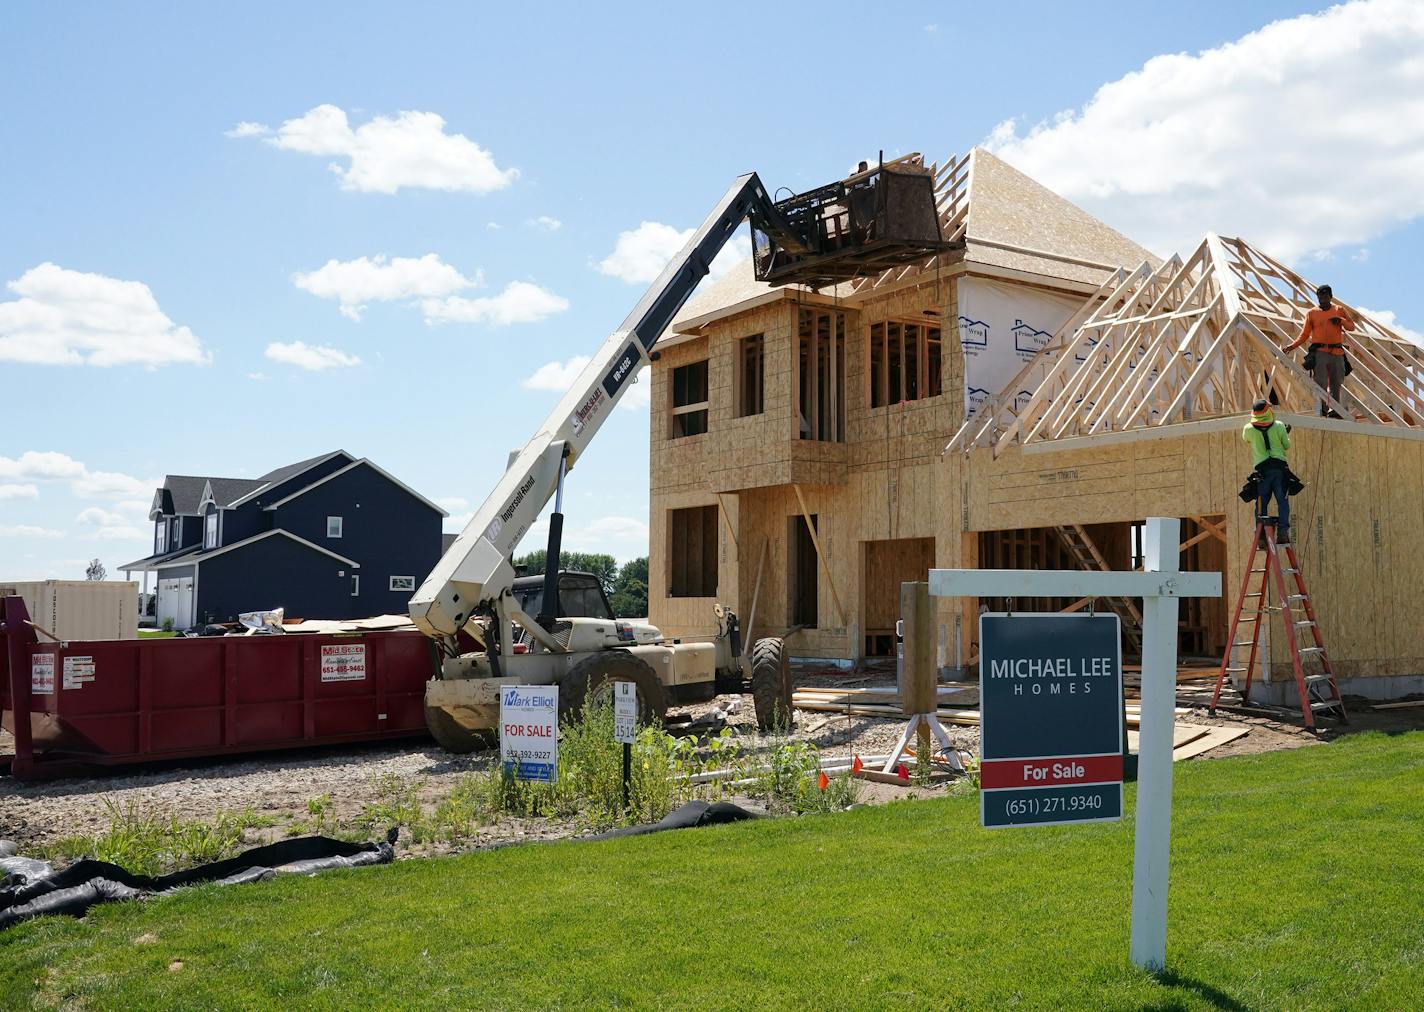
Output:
[269, 463, 442, 617]
[195, 536, 356, 622]
[216, 500, 269, 546]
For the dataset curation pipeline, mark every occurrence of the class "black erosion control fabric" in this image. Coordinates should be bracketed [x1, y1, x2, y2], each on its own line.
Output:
[585, 800, 759, 840]
[0, 829, 397, 929]
[0, 801, 758, 929]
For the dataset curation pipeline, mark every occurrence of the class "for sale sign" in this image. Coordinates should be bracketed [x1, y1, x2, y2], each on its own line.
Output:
[500, 685, 559, 782]
[979, 614, 1123, 828]
[320, 644, 367, 682]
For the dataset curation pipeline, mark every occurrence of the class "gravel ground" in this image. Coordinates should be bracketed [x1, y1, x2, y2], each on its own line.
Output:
[6, 664, 1414, 860]
[0, 665, 971, 857]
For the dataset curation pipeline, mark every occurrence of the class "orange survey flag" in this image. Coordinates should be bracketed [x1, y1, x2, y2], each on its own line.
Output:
[818, 771, 829, 791]
[852, 755, 864, 773]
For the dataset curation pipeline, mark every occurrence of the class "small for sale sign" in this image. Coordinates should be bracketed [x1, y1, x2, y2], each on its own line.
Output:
[500, 685, 559, 782]
[320, 643, 367, 682]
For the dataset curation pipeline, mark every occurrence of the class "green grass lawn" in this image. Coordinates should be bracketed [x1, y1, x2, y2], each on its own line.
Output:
[4, 732, 1422, 1011]
[136, 630, 176, 639]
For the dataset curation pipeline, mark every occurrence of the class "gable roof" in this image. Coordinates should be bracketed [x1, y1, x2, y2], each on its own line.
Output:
[152, 529, 361, 570]
[659, 148, 1158, 341]
[950, 233, 1424, 455]
[260, 458, 448, 516]
[226, 450, 355, 509]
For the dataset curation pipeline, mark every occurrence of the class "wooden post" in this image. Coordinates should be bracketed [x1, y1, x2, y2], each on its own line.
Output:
[903, 581, 935, 756]
[882, 581, 962, 775]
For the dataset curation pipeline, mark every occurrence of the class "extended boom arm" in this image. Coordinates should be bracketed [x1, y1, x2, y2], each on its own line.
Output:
[409, 172, 801, 647]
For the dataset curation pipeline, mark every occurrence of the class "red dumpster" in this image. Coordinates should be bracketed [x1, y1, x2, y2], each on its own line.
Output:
[2, 596, 433, 779]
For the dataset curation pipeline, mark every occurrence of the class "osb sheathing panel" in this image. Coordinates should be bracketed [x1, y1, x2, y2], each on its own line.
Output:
[1275, 427, 1424, 682]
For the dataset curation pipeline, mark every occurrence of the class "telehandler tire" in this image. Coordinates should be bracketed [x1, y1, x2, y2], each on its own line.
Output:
[559, 650, 666, 726]
[424, 703, 497, 754]
[751, 637, 792, 731]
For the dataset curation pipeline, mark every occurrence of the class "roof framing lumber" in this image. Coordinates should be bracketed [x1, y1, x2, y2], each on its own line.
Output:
[947, 232, 1424, 455]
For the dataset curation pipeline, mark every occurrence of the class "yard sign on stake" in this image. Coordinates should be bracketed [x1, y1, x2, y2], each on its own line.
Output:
[930, 517, 1220, 972]
[979, 613, 1123, 828]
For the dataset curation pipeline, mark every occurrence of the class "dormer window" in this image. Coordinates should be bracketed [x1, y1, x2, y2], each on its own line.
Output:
[204, 511, 218, 549]
[155, 518, 167, 554]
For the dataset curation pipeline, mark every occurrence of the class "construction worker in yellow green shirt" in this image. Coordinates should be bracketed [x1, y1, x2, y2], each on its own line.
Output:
[1243, 399, 1291, 543]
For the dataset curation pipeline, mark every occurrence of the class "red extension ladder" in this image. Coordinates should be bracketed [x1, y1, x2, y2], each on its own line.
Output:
[1211, 519, 1347, 731]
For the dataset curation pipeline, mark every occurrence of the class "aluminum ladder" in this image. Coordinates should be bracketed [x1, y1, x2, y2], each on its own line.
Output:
[1210, 519, 1346, 731]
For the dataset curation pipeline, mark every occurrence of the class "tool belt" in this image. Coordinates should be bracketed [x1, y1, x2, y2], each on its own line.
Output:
[1239, 466, 1304, 503]
[1303, 343, 1352, 376]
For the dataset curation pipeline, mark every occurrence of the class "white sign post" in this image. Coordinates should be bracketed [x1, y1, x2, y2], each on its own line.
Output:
[929, 517, 1220, 971]
[499, 685, 559, 783]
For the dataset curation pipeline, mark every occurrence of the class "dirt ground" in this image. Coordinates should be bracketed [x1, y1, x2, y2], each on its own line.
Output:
[3, 665, 1421, 858]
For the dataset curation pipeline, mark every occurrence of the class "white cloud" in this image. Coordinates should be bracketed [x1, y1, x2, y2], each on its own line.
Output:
[0, 525, 65, 539]
[597, 222, 751, 284]
[436, 496, 469, 513]
[1358, 307, 1424, 347]
[91, 526, 146, 541]
[0, 451, 86, 482]
[0, 263, 209, 367]
[0, 451, 155, 504]
[924, 23, 939, 33]
[984, 0, 1424, 259]
[265, 341, 362, 371]
[444, 513, 473, 534]
[528, 216, 562, 231]
[579, 515, 649, 542]
[0, 483, 38, 500]
[247, 371, 269, 381]
[422, 281, 569, 326]
[618, 375, 651, 412]
[523, 355, 591, 391]
[293, 253, 480, 321]
[71, 470, 157, 499]
[224, 121, 270, 139]
[486, 222, 502, 231]
[76, 506, 128, 527]
[256, 104, 517, 194]
[522, 354, 649, 410]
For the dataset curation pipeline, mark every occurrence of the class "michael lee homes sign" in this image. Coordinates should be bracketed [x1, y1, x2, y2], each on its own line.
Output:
[979, 613, 1124, 829]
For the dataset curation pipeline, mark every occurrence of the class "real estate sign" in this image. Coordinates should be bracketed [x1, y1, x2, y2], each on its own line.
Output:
[499, 685, 559, 782]
[979, 613, 1123, 828]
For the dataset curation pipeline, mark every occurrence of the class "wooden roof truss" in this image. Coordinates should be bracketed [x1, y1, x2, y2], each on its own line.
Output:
[948, 233, 1424, 456]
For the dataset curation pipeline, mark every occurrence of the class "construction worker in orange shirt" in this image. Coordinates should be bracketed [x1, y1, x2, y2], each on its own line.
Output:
[1284, 284, 1355, 418]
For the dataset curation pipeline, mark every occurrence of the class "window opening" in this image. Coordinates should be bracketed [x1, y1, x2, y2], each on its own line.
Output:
[797, 309, 845, 441]
[789, 513, 819, 628]
[870, 318, 943, 407]
[670, 360, 709, 437]
[737, 334, 764, 417]
[668, 505, 718, 596]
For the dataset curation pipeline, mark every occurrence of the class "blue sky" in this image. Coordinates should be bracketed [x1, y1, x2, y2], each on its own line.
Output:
[3, 0, 1422, 580]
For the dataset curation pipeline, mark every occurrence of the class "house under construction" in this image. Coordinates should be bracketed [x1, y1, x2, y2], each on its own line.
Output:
[647, 147, 1424, 705]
